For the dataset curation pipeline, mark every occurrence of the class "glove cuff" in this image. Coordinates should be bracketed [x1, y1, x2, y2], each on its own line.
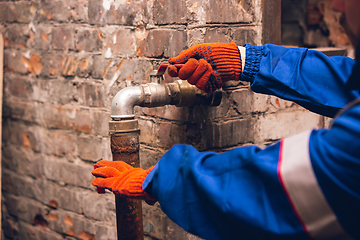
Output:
[116, 166, 157, 203]
[209, 42, 242, 81]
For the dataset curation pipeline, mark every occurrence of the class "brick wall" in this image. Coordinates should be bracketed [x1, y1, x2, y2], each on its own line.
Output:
[1, 0, 324, 240]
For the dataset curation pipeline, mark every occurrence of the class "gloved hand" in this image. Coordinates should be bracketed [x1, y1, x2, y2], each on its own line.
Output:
[91, 160, 157, 205]
[167, 42, 242, 93]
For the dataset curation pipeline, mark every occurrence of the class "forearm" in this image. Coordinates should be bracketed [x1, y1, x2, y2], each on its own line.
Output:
[241, 44, 358, 117]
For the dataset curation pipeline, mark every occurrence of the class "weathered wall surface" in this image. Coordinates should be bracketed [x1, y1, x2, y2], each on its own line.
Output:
[282, 0, 351, 48]
[1, 0, 324, 240]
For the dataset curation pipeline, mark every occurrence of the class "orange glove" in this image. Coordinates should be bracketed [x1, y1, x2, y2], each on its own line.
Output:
[91, 160, 157, 204]
[167, 42, 242, 93]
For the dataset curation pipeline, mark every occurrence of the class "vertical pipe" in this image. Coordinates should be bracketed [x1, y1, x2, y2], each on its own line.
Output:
[108, 81, 222, 239]
[110, 119, 143, 240]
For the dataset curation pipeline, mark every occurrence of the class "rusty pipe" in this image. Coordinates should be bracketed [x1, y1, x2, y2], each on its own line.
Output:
[110, 80, 222, 240]
[110, 123, 142, 240]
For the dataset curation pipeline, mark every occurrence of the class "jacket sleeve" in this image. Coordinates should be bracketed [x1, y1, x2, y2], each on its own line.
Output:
[142, 103, 360, 240]
[143, 143, 310, 240]
[241, 44, 359, 117]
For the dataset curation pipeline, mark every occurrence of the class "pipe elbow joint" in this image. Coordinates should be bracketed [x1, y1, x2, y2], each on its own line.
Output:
[111, 86, 142, 119]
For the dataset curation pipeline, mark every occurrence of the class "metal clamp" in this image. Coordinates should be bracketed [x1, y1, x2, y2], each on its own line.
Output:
[109, 119, 139, 135]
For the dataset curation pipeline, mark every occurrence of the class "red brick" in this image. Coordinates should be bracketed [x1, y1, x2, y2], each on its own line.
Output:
[157, 122, 187, 149]
[0, 2, 36, 23]
[100, 58, 153, 85]
[204, 118, 254, 149]
[141, 105, 189, 122]
[91, 55, 112, 79]
[22, 54, 42, 75]
[76, 28, 103, 52]
[51, 27, 75, 50]
[139, 119, 157, 147]
[4, 74, 33, 100]
[39, 0, 88, 23]
[42, 130, 78, 159]
[35, 25, 51, 51]
[204, 28, 230, 43]
[185, 0, 254, 24]
[78, 136, 111, 162]
[79, 82, 106, 108]
[204, 0, 253, 23]
[2, 169, 38, 199]
[60, 55, 78, 77]
[3, 195, 46, 226]
[4, 50, 28, 74]
[88, 0, 148, 26]
[138, 29, 187, 58]
[189, 91, 230, 121]
[229, 89, 258, 114]
[2, 144, 42, 179]
[139, 146, 164, 169]
[103, 28, 136, 57]
[233, 28, 260, 46]
[60, 106, 91, 133]
[72, 108, 93, 133]
[2, 120, 28, 149]
[91, 110, 111, 137]
[39, 105, 62, 129]
[3, 100, 38, 123]
[40, 52, 63, 78]
[39, 105, 92, 133]
[41, 157, 94, 189]
[255, 111, 322, 142]
[0, 2, 17, 23]
[76, 55, 93, 78]
[4, 50, 41, 75]
[2, 25, 32, 49]
[35, 79, 75, 105]
[44, 207, 116, 239]
[268, 96, 298, 112]
[41, 53, 93, 78]
[3, 213, 19, 238]
[188, 29, 205, 46]
[154, 0, 187, 25]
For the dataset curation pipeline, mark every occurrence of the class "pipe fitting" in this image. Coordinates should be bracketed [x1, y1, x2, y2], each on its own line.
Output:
[109, 119, 139, 135]
[111, 86, 143, 120]
[111, 80, 222, 119]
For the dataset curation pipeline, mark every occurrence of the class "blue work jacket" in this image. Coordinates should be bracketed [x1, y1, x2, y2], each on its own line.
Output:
[143, 44, 360, 240]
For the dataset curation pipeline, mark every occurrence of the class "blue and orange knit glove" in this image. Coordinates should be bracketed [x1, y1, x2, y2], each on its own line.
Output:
[91, 160, 157, 205]
[167, 42, 242, 93]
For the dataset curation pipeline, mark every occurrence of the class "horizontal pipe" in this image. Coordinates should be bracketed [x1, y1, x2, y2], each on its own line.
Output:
[111, 80, 222, 119]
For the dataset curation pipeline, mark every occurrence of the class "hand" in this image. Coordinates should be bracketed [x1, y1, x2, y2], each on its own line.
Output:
[91, 160, 157, 205]
[167, 42, 242, 93]
[93, 160, 133, 194]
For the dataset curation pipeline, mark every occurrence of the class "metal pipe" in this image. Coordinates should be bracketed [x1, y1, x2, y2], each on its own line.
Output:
[111, 87, 143, 119]
[110, 80, 222, 240]
[110, 120, 142, 240]
[111, 80, 222, 120]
